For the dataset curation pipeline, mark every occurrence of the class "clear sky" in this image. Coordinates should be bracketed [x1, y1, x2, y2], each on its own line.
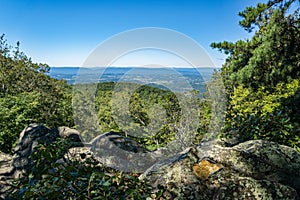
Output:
[0, 0, 266, 67]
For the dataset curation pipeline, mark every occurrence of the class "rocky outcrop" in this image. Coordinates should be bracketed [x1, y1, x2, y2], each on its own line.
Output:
[1, 124, 300, 199]
[88, 131, 171, 172]
[140, 140, 300, 199]
[0, 124, 83, 199]
[12, 124, 58, 178]
[12, 124, 83, 177]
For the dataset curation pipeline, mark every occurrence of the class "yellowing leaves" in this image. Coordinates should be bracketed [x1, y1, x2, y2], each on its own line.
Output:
[230, 79, 299, 118]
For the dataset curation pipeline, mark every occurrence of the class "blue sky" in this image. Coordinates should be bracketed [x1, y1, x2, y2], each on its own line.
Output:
[0, 0, 266, 67]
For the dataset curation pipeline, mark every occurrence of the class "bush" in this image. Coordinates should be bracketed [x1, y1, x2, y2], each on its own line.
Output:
[0, 92, 40, 153]
[225, 79, 300, 151]
[9, 138, 153, 199]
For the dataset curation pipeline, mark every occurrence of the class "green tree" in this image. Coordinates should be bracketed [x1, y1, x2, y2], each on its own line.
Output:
[212, 0, 299, 91]
[211, 0, 300, 150]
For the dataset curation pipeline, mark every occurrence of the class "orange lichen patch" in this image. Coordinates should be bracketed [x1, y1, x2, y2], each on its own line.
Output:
[193, 159, 223, 180]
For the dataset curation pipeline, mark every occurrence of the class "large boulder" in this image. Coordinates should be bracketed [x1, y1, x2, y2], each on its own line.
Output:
[140, 140, 300, 199]
[88, 131, 151, 172]
[0, 124, 83, 199]
[12, 124, 83, 177]
[87, 131, 191, 172]
[12, 124, 58, 177]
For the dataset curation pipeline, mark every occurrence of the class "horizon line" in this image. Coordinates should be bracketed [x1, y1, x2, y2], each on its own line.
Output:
[50, 66, 221, 69]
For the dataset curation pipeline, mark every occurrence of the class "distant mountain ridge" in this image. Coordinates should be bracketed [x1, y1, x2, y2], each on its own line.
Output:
[48, 67, 217, 93]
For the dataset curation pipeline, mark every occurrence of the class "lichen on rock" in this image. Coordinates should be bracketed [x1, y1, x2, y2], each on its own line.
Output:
[193, 159, 223, 180]
[140, 140, 300, 199]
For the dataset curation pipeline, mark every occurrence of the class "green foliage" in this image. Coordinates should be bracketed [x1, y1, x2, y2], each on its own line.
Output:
[0, 33, 212, 153]
[238, 0, 296, 32]
[73, 82, 211, 150]
[9, 138, 152, 199]
[212, 0, 300, 150]
[95, 82, 210, 150]
[0, 34, 49, 96]
[97, 82, 178, 150]
[226, 80, 300, 150]
[0, 34, 74, 153]
[0, 92, 40, 153]
[212, 0, 299, 92]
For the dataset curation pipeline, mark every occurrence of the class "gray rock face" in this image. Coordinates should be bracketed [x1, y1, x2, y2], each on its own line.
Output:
[0, 124, 59, 198]
[57, 126, 83, 145]
[89, 131, 148, 153]
[88, 131, 191, 173]
[0, 152, 13, 175]
[89, 131, 151, 172]
[0, 124, 83, 199]
[0, 152, 13, 198]
[12, 124, 58, 177]
[140, 140, 300, 199]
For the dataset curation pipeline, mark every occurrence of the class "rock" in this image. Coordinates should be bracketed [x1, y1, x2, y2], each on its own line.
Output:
[12, 124, 83, 174]
[140, 140, 300, 199]
[89, 131, 148, 153]
[12, 124, 58, 177]
[192, 159, 223, 180]
[88, 131, 151, 172]
[208, 140, 300, 193]
[57, 126, 83, 146]
[57, 146, 96, 167]
[1, 124, 300, 199]
[0, 124, 84, 199]
[0, 152, 13, 199]
[88, 131, 191, 172]
[0, 152, 13, 175]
